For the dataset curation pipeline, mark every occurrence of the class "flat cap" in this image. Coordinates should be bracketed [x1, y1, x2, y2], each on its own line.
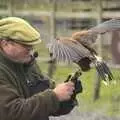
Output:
[0, 17, 41, 45]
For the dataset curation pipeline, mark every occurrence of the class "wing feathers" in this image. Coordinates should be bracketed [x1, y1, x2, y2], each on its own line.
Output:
[48, 19, 120, 66]
[91, 19, 120, 34]
[71, 19, 120, 49]
[49, 37, 91, 63]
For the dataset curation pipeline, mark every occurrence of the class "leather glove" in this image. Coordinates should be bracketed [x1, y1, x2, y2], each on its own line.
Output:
[74, 78, 83, 94]
[53, 99, 76, 116]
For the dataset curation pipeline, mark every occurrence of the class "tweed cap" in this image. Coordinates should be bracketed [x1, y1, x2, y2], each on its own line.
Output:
[0, 17, 41, 45]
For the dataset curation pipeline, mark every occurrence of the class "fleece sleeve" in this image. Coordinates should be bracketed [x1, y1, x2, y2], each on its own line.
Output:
[0, 79, 59, 120]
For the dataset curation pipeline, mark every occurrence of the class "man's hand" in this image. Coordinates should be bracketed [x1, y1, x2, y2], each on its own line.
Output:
[53, 81, 75, 102]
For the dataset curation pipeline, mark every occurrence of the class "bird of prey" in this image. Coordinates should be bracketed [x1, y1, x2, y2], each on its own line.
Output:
[48, 19, 120, 82]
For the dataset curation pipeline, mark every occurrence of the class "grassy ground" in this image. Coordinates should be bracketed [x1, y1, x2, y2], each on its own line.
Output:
[38, 60, 120, 117]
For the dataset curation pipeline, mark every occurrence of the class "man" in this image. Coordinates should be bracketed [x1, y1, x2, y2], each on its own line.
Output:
[0, 17, 77, 120]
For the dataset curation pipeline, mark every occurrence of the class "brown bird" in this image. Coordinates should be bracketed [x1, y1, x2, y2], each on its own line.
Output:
[48, 19, 120, 82]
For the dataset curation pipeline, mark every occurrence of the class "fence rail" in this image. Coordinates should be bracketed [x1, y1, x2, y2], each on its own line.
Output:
[0, 10, 120, 19]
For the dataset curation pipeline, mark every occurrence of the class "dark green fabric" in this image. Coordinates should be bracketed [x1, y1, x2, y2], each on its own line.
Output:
[0, 52, 59, 120]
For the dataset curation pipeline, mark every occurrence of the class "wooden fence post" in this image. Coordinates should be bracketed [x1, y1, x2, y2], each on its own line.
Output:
[93, 0, 103, 101]
[7, 0, 15, 16]
[48, 0, 57, 78]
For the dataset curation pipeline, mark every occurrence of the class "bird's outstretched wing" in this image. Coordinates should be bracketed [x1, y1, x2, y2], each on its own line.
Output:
[48, 37, 92, 63]
[91, 18, 120, 33]
[49, 19, 120, 64]
[72, 19, 120, 50]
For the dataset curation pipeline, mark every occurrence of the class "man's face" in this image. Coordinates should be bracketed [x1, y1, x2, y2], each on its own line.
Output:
[0, 40, 33, 63]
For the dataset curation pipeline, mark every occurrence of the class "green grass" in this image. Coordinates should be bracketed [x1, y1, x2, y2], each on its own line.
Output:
[38, 61, 120, 117]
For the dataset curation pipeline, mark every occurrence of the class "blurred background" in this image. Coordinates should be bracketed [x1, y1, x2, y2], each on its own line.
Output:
[0, 0, 120, 120]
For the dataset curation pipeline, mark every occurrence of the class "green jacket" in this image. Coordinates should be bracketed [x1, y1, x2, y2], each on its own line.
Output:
[0, 52, 60, 120]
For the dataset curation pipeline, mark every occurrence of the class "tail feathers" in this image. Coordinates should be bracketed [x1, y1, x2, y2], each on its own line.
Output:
[95, 61, 113, 82]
